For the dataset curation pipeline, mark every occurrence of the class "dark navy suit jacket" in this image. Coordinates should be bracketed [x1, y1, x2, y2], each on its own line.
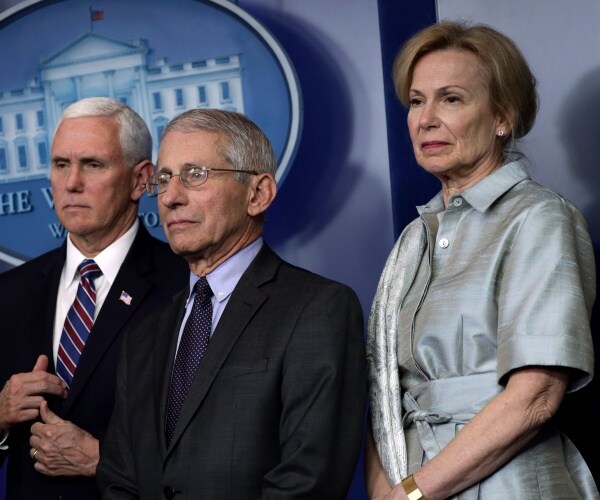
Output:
[0, 224, 188, 500]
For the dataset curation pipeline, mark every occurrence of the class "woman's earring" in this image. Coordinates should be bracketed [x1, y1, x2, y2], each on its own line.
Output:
[497, 130, 505, 137]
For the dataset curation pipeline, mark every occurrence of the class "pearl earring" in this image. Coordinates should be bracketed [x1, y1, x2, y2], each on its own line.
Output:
[497, 130, 505, 137]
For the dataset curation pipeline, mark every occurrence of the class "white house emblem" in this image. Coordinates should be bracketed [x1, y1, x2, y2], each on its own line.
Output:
[0, 0, 302, 271]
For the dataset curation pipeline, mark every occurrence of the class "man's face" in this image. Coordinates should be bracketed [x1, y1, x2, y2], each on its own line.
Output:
[51, 116, 147, 255]
[157, 129, 258, 268]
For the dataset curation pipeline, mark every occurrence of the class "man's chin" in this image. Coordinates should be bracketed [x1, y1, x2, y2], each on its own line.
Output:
[169, 245, 194, 258]
[60, 220, 91, 233]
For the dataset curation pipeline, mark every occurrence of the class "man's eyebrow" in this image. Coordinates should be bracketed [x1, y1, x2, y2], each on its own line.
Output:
[79, 156, 104, 164]
[50, 155, 104, 164]
[158, 163, 203, 173]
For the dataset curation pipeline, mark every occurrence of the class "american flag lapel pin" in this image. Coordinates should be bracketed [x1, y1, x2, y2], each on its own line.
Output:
[119, 290, 133, 306]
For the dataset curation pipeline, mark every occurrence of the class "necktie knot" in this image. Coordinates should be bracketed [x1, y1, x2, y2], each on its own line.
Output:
[194, 276, 213, 302]
[78, 259, 102, 282]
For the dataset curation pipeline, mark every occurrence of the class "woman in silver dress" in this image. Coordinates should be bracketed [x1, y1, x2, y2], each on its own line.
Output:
[366, 21, 597, 499]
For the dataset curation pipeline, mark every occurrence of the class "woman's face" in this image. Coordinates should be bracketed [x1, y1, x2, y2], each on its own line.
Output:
[407, 48, 506, 184]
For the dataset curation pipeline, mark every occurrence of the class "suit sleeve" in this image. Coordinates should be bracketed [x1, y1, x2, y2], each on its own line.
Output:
[261, 282, 367, 499]
[96, 333, 139, 499]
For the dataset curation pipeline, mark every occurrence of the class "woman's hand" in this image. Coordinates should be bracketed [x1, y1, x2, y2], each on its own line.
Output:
[367, 366, 569, 499]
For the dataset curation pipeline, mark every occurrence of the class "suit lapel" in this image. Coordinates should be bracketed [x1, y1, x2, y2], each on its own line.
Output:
[165, 246, 280, 454]
[25, 246, 68, 415]
[154, 289, 188, 455]
[63, 226, 156, 414]
[33, 248, 66, 372]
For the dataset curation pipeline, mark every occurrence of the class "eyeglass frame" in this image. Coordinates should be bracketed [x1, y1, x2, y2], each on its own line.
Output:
[145, 164, 260, 196]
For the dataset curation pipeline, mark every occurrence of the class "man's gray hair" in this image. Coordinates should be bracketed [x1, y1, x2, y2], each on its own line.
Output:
[56, 97, 152, 168]
[164, 108, 277, 180]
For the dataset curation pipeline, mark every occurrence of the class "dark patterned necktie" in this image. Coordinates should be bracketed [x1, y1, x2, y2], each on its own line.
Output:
[166, 277, 213, 444]
[56, 259, 102, 388]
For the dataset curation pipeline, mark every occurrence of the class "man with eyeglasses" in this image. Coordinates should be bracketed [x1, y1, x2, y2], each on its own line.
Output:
[0, 97, 187, 500]
[97, 108, 367, 499]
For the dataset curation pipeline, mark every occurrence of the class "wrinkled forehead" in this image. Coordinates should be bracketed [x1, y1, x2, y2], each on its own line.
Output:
[158, 129, 228, 170]
[51, 116, 124, 161]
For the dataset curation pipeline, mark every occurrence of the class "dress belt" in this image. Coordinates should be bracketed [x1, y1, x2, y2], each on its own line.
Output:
[403, 391, 475, 459]
[401, 373, 501, 499]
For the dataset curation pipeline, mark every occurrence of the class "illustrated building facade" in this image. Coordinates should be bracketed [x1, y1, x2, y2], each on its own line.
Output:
[0, 32, 244, 183]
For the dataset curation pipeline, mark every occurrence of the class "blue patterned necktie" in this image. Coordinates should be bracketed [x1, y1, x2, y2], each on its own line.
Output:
[166, 277, 213, 444]
[56, 259, 102, 388]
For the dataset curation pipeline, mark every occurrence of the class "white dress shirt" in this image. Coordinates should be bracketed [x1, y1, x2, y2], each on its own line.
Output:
[52, 219, 139, 362]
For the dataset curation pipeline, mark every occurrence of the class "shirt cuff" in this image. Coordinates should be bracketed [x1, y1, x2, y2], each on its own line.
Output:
[0, 428, 9, 450]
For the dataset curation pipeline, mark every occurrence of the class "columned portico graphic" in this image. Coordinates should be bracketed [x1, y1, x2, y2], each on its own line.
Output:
[0, 0, 301, 274]
[0, 32, 244, 184]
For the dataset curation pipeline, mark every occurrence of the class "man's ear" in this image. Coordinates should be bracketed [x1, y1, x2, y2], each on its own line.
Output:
[247, 173, 277, 217]
[131, 160, 154, 202]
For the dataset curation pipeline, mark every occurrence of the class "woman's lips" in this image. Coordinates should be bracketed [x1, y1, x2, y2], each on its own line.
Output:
[421, 141, 449, 151]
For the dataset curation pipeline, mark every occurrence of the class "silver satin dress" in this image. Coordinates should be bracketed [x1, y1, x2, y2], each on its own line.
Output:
[397, 161, 599, 499]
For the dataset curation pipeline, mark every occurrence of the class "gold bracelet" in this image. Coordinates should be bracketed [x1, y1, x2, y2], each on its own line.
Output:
[401, 474, 426, 500]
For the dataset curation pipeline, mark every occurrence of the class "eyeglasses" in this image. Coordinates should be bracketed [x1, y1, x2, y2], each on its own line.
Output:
[145, 165, 259, 196]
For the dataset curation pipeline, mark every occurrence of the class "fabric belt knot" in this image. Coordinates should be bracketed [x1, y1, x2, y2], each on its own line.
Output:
[403, 391, 474, 460]
[56, 259, 103, 388]
[166, 277, 213, 445]
[407, 410, 452, 425]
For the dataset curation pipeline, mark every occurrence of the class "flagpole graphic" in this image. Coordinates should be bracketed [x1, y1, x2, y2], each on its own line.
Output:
[89, 7, 104, 31]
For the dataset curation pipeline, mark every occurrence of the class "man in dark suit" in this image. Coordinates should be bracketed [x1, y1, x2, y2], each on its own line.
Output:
[0, 97, 188, 500]
[97, 109, 367, 498]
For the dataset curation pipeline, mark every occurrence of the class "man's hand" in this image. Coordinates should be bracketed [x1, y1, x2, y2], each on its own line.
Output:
[0, 355, 67, 431]
[30, 401, 99, 477]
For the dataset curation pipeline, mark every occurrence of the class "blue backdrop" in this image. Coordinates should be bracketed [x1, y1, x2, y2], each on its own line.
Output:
[0, 1, 437, 498]
[3, 0, 597, 498]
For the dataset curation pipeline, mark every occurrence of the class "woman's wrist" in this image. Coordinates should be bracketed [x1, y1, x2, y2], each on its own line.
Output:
[401, 474, 426, 500]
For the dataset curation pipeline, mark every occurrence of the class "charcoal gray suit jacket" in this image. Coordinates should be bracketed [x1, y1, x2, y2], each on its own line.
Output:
[98, 244, 367, 499]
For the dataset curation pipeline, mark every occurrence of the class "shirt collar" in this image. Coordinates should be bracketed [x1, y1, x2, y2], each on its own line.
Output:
[185, 237, 263, 307]
[417, 160, 530, 215]
[63, 218, 139, 288]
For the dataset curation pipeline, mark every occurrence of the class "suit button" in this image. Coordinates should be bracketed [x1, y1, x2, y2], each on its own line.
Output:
[163, 486, 177, 499]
